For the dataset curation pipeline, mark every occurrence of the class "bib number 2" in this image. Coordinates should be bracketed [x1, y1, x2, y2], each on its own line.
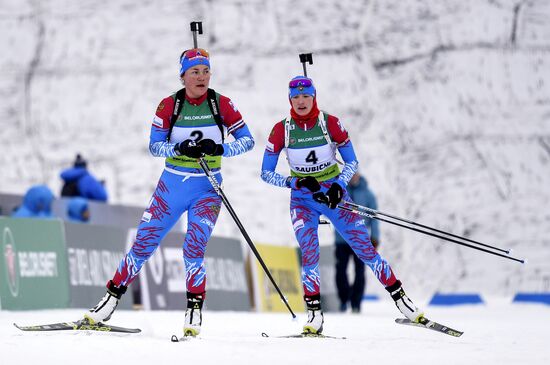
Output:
[189, 130, 204, 142]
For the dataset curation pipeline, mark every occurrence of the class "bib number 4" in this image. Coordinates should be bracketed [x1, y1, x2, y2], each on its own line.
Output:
[305, 150, 318, 164]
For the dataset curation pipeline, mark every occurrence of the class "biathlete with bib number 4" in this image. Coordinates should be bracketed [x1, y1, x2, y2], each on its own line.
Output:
[84, 47, 254, 337]
[260, 72, 424, 335]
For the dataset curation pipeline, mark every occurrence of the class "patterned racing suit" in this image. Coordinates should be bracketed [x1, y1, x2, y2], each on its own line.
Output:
[261, 111, 397, 297]
[111, 90, 254, 295]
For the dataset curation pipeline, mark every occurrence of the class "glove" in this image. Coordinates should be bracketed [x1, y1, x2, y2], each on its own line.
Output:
[175, 140, 203, 158]
[198, 139, 224, 156]
[325, 183, 343, 209]
[295, 176, 321, 192]
[313, 192, 329, 205]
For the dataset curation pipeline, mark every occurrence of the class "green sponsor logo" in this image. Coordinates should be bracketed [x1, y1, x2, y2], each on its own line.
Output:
[0, 218, 69, 310]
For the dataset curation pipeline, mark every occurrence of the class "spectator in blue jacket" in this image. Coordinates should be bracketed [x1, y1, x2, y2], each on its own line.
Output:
[12, 185, 55, 218]
[60, 154, 108, 202]
[334, 173, 379, 313]
[67, 197, 90, 222]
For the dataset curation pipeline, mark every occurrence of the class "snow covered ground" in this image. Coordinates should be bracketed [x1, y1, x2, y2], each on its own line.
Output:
[2, 301, 550, 365]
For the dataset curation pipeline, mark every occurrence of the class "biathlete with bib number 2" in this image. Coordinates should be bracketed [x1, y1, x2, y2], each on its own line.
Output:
[260, 74, 424, 334]
[84, 47, 254, 338]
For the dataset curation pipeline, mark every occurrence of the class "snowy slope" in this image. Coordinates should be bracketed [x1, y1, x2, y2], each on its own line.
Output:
[2, 303, 550, 365]
[0, 0, 549, 299]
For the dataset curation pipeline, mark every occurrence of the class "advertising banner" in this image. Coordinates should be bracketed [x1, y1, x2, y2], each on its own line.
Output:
[140, 232, 250, 311]
[0, 218, 70, 310]
[250, 243, 304, 313]
[64, 222, 133, 309]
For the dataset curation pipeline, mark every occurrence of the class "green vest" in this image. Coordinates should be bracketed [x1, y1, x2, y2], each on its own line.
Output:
[285, 113, 340, 181]
[166, 94, 223, 170]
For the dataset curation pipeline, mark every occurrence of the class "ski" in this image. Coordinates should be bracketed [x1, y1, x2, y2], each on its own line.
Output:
[14, 320, 141, 334]
[261, 332, 346, 339]
[395, 317, 463, 337]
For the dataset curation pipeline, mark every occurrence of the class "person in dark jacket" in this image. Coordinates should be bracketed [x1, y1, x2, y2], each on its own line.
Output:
[334, 173, 379, 313]
[60, 154, 108, 202]
[11, 185, 55, 218]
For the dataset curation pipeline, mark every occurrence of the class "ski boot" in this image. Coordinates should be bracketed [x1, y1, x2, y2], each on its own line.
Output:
[184, 292, 204, 337]
[386, 280, 424, 322]
[303, 294, 324, 334]
[84, 280, 127, 324]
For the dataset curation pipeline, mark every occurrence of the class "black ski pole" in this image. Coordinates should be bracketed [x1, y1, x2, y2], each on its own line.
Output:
[337, 204, 525, 264]
[340, 200, 511, 255]
[198, 157, 297, 318]
[190, 21, 203, 48]
[299, 53, 313, 77]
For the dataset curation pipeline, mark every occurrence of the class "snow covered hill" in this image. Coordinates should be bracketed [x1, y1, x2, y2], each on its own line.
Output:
[1, 0, 549, 299]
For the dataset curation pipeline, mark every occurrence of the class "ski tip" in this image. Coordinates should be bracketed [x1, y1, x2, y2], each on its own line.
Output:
[12, 323, 30, 331]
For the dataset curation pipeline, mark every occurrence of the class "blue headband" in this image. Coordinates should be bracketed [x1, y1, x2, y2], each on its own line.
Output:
[288, 76, 316, 98]
[179, 49, 210, 76]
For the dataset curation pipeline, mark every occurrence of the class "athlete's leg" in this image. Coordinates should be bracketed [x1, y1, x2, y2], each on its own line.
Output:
[183, 176, 222, 294]
[182, 175, 222, 336]
[112, 171, 187, 287]
[86, 170, 188, 323]
[324, 203, 397, 287]
[323, 195, 424, 321]
[290, 196, 321, 296]
[291, 195, 325, 334]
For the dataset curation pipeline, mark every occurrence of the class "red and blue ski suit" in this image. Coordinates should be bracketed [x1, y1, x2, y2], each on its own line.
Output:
[261, 112, 398, 297]
[112, 90, 254, 295]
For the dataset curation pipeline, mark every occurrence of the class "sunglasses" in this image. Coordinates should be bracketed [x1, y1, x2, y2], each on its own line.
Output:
[180, 48, 210, 61]
[289, 77, 313, 89]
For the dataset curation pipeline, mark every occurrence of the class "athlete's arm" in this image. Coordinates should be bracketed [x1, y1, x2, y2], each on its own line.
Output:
[219, 95, 254, 157]
[326, 114, 358, 188]
[148, 97, 180, 158]
[260, 122, 295, 188]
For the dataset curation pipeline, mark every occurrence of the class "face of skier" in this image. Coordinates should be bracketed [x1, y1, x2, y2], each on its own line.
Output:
[181, 65, 211, 98]
[290, 94, 314, 116]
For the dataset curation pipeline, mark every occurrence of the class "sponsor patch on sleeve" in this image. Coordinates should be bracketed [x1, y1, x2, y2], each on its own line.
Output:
[266, 141, 275, 152]
[293, 219, 305, 231]
[141, 211, 152, 223]
[153, 115, 164, 128]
